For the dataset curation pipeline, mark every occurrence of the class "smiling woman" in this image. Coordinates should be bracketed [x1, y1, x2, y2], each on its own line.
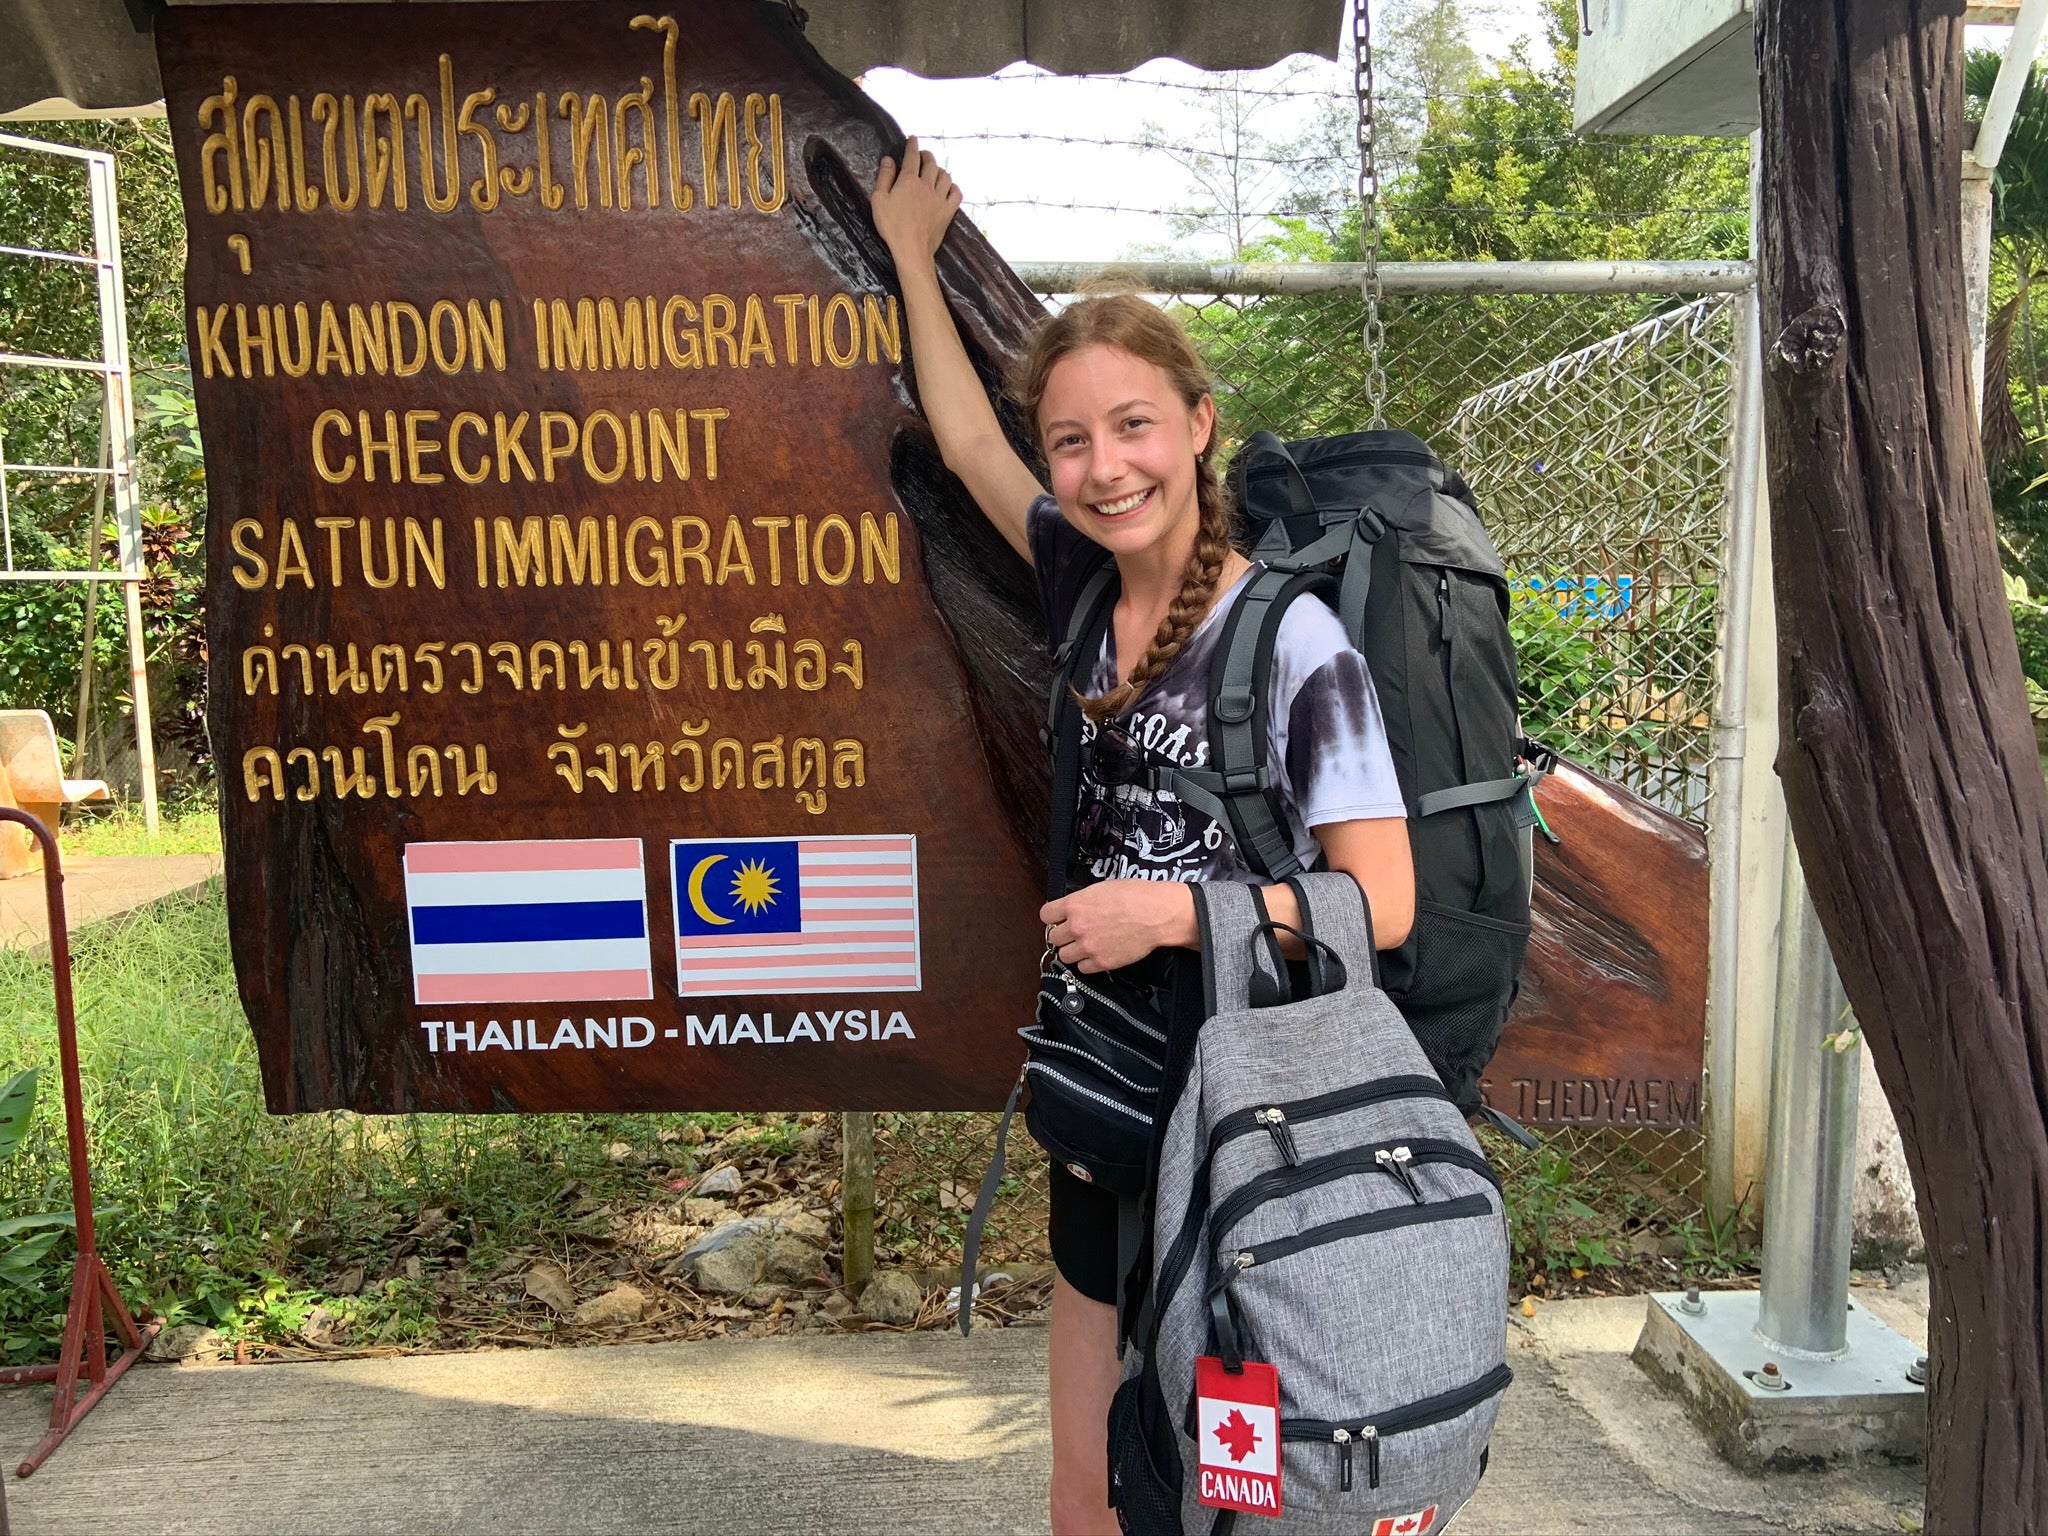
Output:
[870, 137, 1414, 1534]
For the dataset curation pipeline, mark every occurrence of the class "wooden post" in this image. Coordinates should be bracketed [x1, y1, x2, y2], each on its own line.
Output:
[840, 1111, 876, 1296]
[1756, 3, 2048, 1528]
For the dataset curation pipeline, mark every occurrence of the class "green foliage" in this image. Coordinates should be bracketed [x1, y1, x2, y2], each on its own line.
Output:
[0, 1069, 72, 1307]
[1382, 0, 1748, 264]
[0, 1069, 36, 1161]
[0, 885, 714, 1360]
[2007, 573, 2048, 692]
[0, 124, 209, 786]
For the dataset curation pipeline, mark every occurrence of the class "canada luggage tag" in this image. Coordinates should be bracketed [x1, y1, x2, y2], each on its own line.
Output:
[1194, 1355, 1283, 1517]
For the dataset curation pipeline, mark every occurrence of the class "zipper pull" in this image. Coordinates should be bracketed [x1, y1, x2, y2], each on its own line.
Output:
[1255, 1107, 1301, 1166]
[1362, 1425, 1381, 1490]
[1060, 974, 1084, 1016]
[1375, 1146, 1423, 1203]
[1436, 571, 1451, 628]
[1333, 1428, 1352, 1492]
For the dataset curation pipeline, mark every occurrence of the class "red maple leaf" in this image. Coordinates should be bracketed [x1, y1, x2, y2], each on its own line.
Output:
[1395, 1523, 1418, 1534]
[1213, 1408, 1261, 1463]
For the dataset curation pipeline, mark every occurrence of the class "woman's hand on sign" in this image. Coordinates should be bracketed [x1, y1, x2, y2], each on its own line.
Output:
[872, 136, 962, 264]
[1041, 881, 1198, 973]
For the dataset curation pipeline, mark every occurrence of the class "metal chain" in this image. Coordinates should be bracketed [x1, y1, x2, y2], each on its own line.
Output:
[1355, 0, 1389, 428]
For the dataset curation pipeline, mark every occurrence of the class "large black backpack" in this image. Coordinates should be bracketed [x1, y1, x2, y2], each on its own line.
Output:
[1045, 429, 1548, 1117]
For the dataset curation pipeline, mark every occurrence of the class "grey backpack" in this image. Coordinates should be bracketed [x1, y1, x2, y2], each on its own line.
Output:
[1109, 874, 1510, 1536]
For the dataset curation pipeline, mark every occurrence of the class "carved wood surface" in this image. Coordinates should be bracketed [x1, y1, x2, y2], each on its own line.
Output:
[1486, 758, 1707, 1130]
[162, 0, 1052, 1112]
[1757, 3, 2048, 1525]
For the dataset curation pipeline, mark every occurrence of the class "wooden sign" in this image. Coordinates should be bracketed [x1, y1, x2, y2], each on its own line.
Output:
[1486, 759, 1709, 1129]
[160, 0, 1057, 1113]
[161, 1, 1708, 1127]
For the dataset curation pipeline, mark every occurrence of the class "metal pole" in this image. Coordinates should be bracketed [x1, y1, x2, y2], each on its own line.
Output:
[1756, 838, 1858, 1358]
[71, 412, 108, 777]
[840, 1111, 876, 1295]
[1968, 0, 2048, 174]
[1705, 138, 1767, 1220]
[1964, 162, 1996, 414]
[86, 149, 157, 836]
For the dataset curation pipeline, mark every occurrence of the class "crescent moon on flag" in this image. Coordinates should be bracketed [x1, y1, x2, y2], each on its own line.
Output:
[686, 855, 733, 925]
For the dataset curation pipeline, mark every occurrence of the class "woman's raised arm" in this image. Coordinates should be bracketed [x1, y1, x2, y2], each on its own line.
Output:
[872, 138, 1045, 562]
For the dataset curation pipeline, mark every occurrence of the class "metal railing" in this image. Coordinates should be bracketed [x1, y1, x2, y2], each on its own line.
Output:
[0, 132, 158, 829]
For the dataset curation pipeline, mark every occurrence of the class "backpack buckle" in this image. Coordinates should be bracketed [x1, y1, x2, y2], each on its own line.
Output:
[1214, 688, 1256, 725]
[1357, 507, 1389, 542]
[1222, 768, 1268, 794]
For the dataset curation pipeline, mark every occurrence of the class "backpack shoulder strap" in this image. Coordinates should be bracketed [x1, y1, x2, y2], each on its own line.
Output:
[1155, 566, 1332, 881]
[1043, 553, 1118, 900]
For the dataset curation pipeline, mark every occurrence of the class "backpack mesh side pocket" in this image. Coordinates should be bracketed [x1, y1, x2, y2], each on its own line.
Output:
[1107, 1375, 1184, 1536]
[1396, 901, 1529, 1110]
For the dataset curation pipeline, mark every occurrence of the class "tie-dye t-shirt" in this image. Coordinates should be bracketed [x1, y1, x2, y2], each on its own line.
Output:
[1031, 495, 1405, 887]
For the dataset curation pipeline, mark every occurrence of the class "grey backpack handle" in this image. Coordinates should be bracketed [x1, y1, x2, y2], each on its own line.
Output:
[1192, 881, 1287, 1017]
[1283, 872, 1379, 992]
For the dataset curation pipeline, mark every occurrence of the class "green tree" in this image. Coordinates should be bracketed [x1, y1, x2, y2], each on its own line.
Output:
[1383, 0, 1747, 263]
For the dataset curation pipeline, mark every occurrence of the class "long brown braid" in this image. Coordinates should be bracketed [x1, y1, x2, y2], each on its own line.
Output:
[1014, 293, 1237, 723]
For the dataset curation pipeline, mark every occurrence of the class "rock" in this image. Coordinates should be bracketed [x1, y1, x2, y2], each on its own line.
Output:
[644, 1222, 705, 1258]
[604, 1140, 635, 1163]
[574, 1283, 647, 1327]
[745, 1283, 795, 1308]
[858, 1271, 924, 1326]
[795, 1123, 831, 1154]
[694, 1164, 743, 1197]
[818, 1291, 854, 1320]
[679, 1197, 726, 1225]
[680, 1122, 707, 1146]
[330, 1264, 366, 1298]
[145, 1324, 225, 1363]
[754, 1197, 802, 1219]
[681, 1217, 774, 1295]
[777, 1211, 831, 1245]
[764, 1232, 826, 1286]
[524, 1260, 578, 1315]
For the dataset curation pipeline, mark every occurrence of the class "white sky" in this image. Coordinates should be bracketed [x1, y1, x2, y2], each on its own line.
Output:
[859, 0, 1553, 263]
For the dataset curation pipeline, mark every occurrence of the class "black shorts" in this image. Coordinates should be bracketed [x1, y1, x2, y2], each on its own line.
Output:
[1048, 1159, 1123, 1304]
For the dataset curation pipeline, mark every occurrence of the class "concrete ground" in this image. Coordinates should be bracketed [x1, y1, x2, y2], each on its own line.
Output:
[0, 1285, 1928, 1536]
[0, 854, 222, 950]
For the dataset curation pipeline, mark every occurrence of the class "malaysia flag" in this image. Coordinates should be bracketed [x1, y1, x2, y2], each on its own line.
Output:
[671, 834, 920, 996]
[403, 838, 653, 1004]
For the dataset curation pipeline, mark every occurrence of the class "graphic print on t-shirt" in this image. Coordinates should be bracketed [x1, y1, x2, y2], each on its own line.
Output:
[1031, 496, 1405, 888]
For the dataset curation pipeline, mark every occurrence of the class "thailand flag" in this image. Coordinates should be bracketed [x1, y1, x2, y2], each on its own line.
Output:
[403, 838, 653, 1004]
[671, 834, 920, 996]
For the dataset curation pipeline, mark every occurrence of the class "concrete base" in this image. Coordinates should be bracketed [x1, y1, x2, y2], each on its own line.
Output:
[1633, 1290, 1925, 1469]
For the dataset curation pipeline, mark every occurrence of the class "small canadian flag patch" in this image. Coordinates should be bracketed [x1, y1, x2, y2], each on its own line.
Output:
[1371, 1507, 1440, 1536]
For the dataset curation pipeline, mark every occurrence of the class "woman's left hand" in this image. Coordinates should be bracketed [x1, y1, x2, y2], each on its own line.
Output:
[1040, 881, 1198, 973]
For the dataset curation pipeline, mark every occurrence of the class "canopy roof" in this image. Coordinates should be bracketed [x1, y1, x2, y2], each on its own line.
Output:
[0, 0, 1345, 118]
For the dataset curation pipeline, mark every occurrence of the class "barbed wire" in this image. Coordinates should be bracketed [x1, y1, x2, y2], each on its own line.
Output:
[964, 197, 1747, 219]
[961, 71, 1536, 106]
[916, 129, 1746, 165]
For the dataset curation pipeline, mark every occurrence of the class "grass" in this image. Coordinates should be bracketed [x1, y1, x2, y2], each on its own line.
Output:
[57, 797, 224, 859]
[0, 882, 694, 1361]
[0, 870, 1745, 1361]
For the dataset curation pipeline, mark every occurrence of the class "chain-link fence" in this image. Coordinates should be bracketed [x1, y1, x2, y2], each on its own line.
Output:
[869, 268, 1743, 1283]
